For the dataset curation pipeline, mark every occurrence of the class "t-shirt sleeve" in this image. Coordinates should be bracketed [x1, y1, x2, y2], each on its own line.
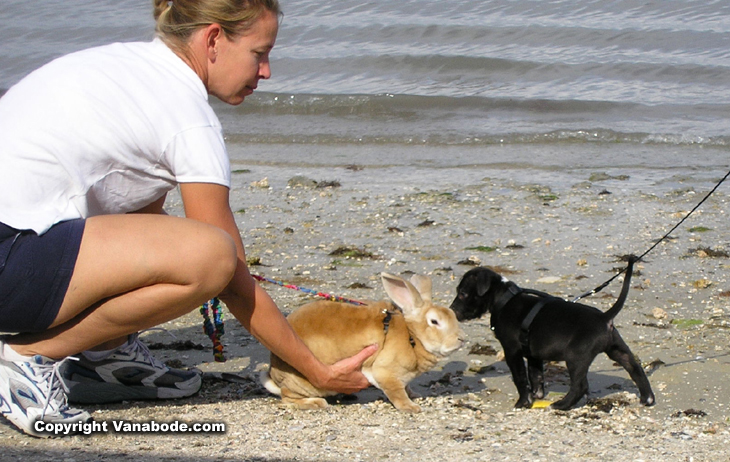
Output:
[164, 125, 231, 187]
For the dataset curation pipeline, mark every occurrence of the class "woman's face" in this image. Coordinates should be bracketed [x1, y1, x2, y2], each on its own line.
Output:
[207, 10, 278, 105]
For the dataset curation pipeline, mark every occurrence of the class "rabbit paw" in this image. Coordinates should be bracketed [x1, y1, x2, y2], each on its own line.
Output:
[393, 400, 421, 413]
[283, 396, 328, 410]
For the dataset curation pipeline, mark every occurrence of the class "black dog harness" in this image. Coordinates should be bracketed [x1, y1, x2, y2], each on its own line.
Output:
[491, 281, 558, 351]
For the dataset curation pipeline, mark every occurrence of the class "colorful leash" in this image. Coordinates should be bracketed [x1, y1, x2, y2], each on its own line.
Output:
[200, 297, 226, 362]
[251, 273, 367, 306]
[200, 274, 366, 361]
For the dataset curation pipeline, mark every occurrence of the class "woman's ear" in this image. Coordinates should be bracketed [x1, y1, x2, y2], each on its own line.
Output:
[203, 23, 224, 62]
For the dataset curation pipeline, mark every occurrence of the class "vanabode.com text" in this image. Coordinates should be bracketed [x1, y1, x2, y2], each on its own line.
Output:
[34, 420, 226, 435]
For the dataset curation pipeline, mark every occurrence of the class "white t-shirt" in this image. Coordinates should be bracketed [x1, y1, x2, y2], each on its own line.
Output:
[0, 39, 231, 235]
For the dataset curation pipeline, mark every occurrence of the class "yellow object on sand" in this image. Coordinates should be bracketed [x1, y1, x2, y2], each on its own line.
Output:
[531, 392, 565, 409]
[531, 400, 552, 409]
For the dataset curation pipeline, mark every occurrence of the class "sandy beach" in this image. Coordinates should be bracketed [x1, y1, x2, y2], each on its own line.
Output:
[2, 0, 729, 460]
[1, 163, 729, 461]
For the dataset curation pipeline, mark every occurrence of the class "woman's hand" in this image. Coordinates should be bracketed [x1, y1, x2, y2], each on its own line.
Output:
[312, 344, 378, 394]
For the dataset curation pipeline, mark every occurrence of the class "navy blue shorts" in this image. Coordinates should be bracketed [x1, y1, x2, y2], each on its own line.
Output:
[0, 219, 85, 333]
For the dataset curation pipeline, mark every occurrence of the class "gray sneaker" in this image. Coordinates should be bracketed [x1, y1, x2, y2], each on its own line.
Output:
[60, 334, 202, 404]
[0, 348, 91, 437]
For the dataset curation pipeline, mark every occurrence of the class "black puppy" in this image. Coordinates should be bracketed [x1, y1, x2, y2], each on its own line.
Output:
[450, 257, 655, 410]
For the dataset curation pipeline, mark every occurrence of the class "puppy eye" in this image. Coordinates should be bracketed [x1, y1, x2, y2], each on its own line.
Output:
[459, 291, 468, 300]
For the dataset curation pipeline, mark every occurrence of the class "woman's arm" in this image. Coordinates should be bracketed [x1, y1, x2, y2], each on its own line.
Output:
[179, 182, 375, 393]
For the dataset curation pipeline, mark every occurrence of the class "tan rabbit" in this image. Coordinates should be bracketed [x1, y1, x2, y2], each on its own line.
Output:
[260, 272, 464, 412]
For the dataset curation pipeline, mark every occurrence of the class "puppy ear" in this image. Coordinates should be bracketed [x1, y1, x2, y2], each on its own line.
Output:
[409, 274, 432, 303]
[475, 273, 491, 297]
[381, 272, 425, 316]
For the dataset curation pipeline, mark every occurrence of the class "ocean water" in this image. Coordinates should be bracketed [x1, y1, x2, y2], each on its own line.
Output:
[1, 0, 729, 192]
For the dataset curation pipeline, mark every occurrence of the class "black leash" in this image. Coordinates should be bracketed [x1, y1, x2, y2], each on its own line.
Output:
[572, 168, 730, 302]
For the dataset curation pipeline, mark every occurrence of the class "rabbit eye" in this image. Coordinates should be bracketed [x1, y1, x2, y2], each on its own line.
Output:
[430, 318, 440, 326]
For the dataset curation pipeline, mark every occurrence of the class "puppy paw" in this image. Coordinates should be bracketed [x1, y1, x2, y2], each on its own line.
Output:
[641, 394, 656, 406]
[549, 399, 575, 411]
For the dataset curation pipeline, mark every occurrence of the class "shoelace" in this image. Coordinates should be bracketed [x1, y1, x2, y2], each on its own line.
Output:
[121, 333, 167, 370]
[34, 356, 77, 419]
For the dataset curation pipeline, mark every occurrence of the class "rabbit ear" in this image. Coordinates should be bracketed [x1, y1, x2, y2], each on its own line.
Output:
[409, 274, 432, 303]
[381, 272, 425, 315]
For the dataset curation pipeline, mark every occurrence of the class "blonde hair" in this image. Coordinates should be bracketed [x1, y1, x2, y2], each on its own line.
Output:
[153, 0, 281, 50]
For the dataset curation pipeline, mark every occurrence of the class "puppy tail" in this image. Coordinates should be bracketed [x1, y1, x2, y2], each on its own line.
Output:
[602, 255, 637, 321]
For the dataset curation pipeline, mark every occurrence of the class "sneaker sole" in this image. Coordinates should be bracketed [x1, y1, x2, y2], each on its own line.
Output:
[67, 377, 202, 404]
[1, 401, 91, 438]
[2, 411, 48, 438]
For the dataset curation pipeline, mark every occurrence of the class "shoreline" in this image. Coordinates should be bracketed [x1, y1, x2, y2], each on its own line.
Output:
[1, 163, 729, 461]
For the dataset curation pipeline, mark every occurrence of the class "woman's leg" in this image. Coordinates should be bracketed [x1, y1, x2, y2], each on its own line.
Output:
[7, 213, 237, 358]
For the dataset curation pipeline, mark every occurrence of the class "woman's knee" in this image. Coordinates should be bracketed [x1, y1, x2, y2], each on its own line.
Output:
[77, 214, 237, 300]
[192, 225, 237, 296]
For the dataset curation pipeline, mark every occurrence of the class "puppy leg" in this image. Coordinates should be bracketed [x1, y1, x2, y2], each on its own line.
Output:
[504, 350, 533, 408]
[551, 359, 591, 410]
[606, 332, 656, 406]
[527, 357, 545, 399]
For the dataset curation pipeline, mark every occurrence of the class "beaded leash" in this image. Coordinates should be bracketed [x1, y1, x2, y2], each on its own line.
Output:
[200, 274, 366, 362]
[200, 298, 226, 362]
